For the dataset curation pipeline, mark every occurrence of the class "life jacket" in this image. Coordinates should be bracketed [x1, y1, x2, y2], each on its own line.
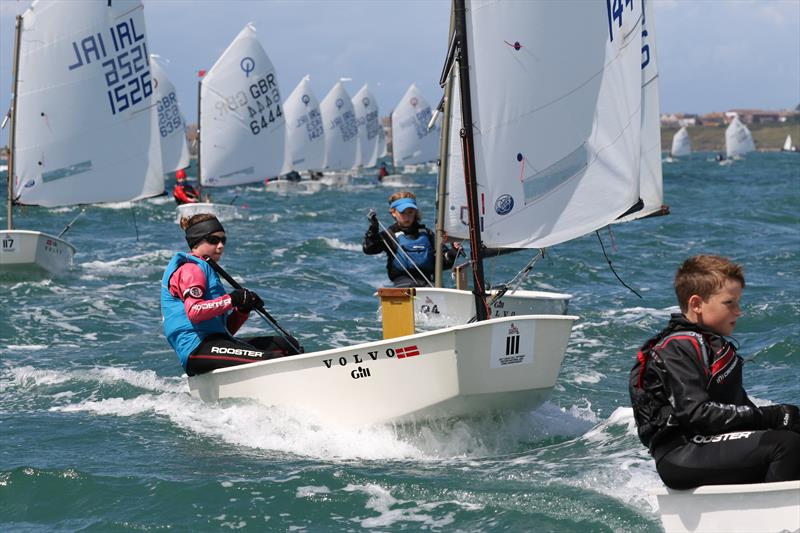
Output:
[160, 253, 229, 369]
[390, 229, 435, 275]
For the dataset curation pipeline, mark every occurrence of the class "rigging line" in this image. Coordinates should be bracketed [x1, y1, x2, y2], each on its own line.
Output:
[595, 229, 641, 299]
[374, 217, 434, 288]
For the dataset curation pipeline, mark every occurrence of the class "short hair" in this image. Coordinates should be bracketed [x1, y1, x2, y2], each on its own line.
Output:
[674, 255, 745, 312]
[388, 190, 421, 222]
[179, 213, 217, 231]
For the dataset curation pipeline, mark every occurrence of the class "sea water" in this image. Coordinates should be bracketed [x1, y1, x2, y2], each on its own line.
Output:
[1, 152, 798, 531]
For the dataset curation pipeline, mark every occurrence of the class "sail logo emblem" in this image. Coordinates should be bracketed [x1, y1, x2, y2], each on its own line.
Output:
[410, 97, 418, 107]
[301, 94, 311, 106]
[506, 323, 520, 356]
[240, 57, 255, 77]
[362, 97, 370, 108]
[336, 98, 344, 109]
[495, 194, 514, 215]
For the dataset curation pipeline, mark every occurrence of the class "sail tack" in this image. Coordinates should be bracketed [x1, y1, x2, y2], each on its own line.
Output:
[352, 84, 381, 168]
[391, 84, 440, 166]
[200, 24, 285, 187]
[725, 116, 755, 158]
[320, 81, 358, 170]
[282, 76, 324, 173]
[151, 57, 190, 174]
[12, 0, 163, 207]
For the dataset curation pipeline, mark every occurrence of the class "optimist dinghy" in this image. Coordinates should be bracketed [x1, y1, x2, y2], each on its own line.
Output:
[650, 480, 800, 533]
[189, 311, 577, 427]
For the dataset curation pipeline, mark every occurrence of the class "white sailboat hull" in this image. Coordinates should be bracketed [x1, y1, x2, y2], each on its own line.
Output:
[264, 178, 325, 194]
[380, 173, 416, 187]
[175, 202, 240, 223]
[413, 287, 571, 327]
[0, 229, 75, 275]
[189, 314, 576, 427]
[651, 480, 800, 533]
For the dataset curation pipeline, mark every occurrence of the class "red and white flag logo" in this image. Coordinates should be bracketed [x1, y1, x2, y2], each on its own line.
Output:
[396, 345, 420, 359]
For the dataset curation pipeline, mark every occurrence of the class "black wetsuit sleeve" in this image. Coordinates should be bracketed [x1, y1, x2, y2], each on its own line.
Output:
[658, 337, 765, 435]
[363, 227, 391, 255]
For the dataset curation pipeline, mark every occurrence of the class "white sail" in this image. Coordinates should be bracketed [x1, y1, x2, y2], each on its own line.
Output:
[671, 126, 691, 157]
[377, 123, 388, 158]
[150, 56, 190, 173]
[320, 81, 358, 170]
[352, 84, 381, 168]
[444, 74, 469, 239]
[391, 84, 440, 166]
[457, 0, 643, 249]
[725, 116, 755, 158]
[619, 0, 663, 222]
[12, 0, 163, 207]
[200, 23, 285, 187]
[281, 76, 324, 173]
[782, 134, 793, 151]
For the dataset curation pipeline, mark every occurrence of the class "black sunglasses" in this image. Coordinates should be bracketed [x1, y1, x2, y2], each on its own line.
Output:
[204, 235, 227, 245]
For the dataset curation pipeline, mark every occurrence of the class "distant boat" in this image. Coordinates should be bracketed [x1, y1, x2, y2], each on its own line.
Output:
[352, 83, 381, 169]
[3, 0, 161, 276]
[320, 81, 358, 174]
[150, 56, 191, 175]
[670, 126, 691, 157]
[266, 75, 325, 193]
[781, 134, 797, 152]
[380, 84, 440, 185]
[179, 23, 285, 222]
[725, 116, 755, 158]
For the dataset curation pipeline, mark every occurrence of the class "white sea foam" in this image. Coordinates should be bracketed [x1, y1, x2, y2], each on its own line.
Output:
[321, 237, 361, 252]
[5, 365, 185, 393]
[344, 483, 458, 529]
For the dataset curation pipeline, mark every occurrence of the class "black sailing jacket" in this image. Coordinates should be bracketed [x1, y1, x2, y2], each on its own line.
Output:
[629, 313, 770, 459]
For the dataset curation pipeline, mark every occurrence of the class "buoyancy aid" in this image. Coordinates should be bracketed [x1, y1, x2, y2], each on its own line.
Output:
[160, 253, 229, 369]
[390, 229, 435, 275]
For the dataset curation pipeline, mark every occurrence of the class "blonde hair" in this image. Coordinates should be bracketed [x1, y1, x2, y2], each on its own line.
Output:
[388, 191, 421, 222]
[179, 213, 217, 231]
[674, 255, 745, 313]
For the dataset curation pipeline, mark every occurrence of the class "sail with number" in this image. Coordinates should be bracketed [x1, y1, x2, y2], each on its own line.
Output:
[391, 84, 440, 166]
[445, 0, 644, 248]
[725, 116, 755, 158]
[671, 126, 691, 157]
[352, 84, 381, 168]
[11, 0, 162, 207]
[618, 0, 664, 223]
[281, 76, 324, 173]
[199, 23, 285, 187]
[150, 56, 190, 173]
[320, 81, 358, 170]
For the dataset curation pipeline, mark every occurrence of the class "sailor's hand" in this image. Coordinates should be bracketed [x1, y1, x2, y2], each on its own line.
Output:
[367, 209, 379, 231]
[229, 288, 262, 312]
[759, 404, 800, 432]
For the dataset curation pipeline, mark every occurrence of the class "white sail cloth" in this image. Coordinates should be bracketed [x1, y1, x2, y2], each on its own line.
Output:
[150, 57, 190, 173]
[391, 84, 440, 166]
[352, 84, 381, 168]
[725, 116, 755, 158]
[12, 0, 163, 207]
[320, 81, 358, 170]
[446, 0, 646, 248]
[200, 23, 285, 187]
[281, 76, 324, 173]
[671, 126, 691, 157]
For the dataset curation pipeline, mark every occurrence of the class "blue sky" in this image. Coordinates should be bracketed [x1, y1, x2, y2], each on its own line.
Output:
[1, 0, 798, 146]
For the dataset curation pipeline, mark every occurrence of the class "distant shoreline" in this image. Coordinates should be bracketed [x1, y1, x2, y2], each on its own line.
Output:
[661, 122, 800, 152]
